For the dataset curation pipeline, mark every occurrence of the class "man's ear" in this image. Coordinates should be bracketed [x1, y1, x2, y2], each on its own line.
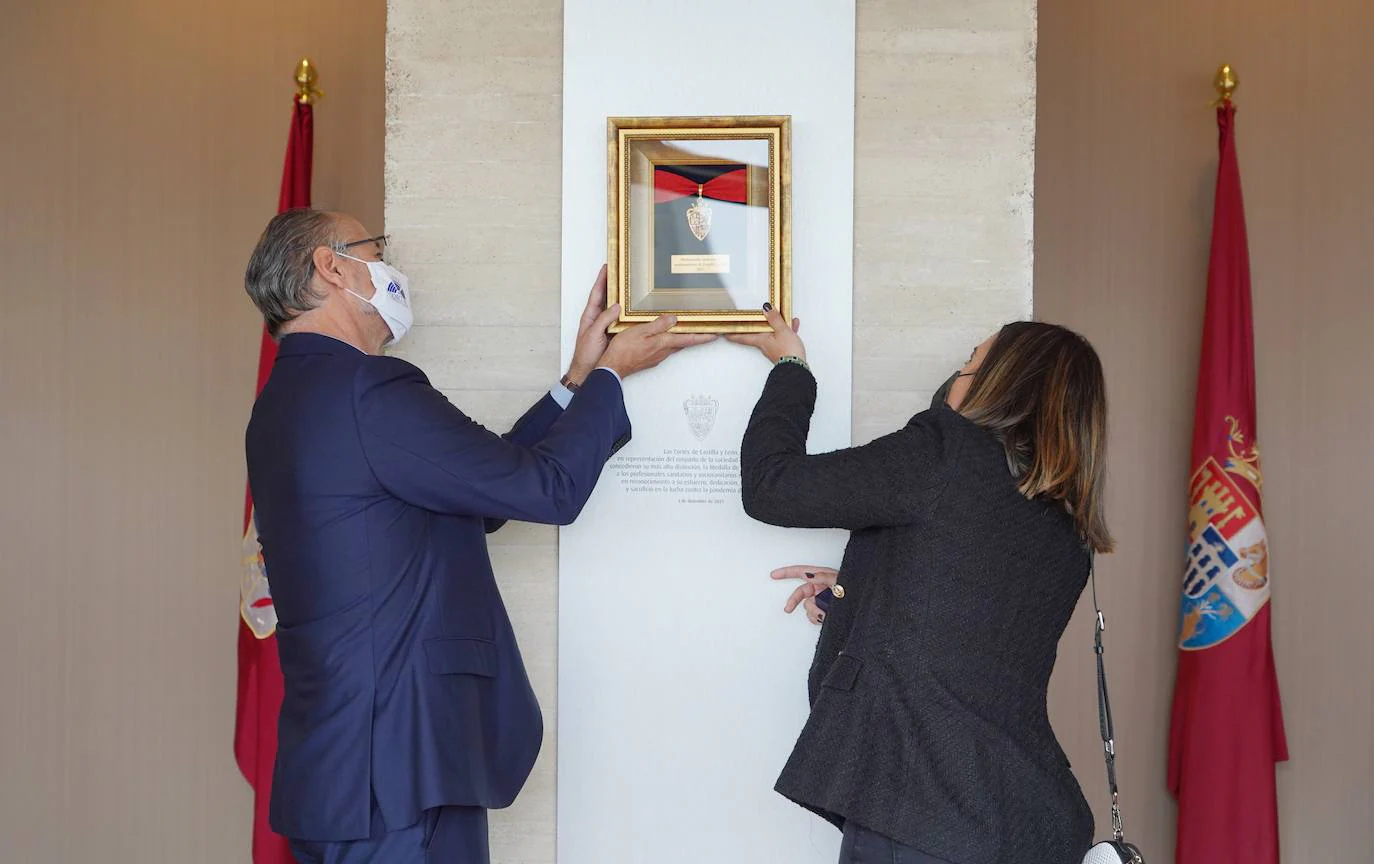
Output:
[313, 245, 347, 292]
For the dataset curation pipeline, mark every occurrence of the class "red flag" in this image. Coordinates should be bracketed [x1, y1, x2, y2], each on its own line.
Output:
[1167, 102, 1288, 864]
[235, 94, 313, 864]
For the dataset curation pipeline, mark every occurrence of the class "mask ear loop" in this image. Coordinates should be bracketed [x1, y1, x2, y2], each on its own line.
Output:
[330, 248, 366, 285]
[331, 252, 373, 308]
[333, 250, 381, 306]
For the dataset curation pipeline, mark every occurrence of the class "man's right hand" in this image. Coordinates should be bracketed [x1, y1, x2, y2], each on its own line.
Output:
[598, 315, 716, 379]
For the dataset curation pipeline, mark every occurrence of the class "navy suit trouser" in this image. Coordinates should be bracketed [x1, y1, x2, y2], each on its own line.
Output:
[288, 805, 488, 864]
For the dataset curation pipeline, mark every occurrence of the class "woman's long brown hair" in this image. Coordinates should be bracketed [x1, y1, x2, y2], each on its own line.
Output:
[957, 322, 1114, 553]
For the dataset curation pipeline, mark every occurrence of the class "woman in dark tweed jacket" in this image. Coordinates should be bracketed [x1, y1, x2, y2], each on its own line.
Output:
[731, 308, 1114, 864]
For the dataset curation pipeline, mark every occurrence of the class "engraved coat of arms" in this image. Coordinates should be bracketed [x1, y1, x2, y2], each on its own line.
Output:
[683, 394, 719, 441]
[686, 189, 712, 241]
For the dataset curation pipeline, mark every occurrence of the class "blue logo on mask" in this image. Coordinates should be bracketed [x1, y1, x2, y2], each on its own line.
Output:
[387, 281, 405, 300]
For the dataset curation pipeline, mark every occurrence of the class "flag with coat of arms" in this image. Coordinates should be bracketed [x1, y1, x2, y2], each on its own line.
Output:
[235, 82, 313, 864]
[1167, 97, 1288, 864]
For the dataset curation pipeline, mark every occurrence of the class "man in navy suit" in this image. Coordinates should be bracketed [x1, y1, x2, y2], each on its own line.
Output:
[243, 208, 711, 863]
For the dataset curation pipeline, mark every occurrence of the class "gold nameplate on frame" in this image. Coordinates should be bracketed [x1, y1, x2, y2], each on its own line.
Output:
[606, 115, 792, 334]
[670, 254, 730, 275]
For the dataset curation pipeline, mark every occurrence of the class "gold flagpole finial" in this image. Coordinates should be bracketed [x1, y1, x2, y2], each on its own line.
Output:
[1211, 64, 1237, 107]
[295, 58, 323, 104]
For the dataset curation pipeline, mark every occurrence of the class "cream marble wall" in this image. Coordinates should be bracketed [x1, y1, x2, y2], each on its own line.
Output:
[386, 1, 1035, 859]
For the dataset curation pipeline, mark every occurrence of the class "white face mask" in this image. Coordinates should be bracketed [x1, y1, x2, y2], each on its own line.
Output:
[338, 252, 414, 345]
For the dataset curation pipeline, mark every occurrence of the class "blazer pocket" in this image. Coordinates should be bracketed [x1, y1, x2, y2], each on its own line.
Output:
[821, 652, 863, 692]
[424, 637, 498, 677]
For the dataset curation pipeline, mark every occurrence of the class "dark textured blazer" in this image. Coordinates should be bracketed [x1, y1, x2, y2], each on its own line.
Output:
[740, 362, 1094, 864]
[246, 334, 630, 841]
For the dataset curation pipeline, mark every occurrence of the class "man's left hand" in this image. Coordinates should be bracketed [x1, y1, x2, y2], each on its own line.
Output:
[567, 264, 620, 384]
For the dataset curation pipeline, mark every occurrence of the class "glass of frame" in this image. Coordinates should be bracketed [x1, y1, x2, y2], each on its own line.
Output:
[606, 115, 791, 333]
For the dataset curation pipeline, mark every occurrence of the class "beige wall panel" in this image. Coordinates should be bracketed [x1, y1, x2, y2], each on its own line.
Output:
[1037, 0, 1374, 858]
[0, 1, 384, 861]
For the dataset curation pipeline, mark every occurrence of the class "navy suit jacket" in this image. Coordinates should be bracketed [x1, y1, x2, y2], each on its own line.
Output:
[245, 333, 630, 841]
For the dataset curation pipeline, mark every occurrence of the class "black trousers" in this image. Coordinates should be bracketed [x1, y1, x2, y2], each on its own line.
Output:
[838, 820, 960, 864]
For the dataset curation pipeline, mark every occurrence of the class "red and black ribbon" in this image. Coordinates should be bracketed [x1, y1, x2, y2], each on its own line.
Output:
[654, 166, 748, 204]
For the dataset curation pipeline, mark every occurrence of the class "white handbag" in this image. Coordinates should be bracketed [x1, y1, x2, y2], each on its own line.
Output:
[1084, 841, 1144, 864]
[1082, 561, 1145, 864]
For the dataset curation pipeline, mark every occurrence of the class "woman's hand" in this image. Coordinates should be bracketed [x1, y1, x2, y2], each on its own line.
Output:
[771, 565, 838, 625]
[728, 304, 805, 364]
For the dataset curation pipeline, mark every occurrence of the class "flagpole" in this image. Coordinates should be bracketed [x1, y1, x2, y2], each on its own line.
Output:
[237, 57, 320, 864]
[1170, 57, 1287, 864]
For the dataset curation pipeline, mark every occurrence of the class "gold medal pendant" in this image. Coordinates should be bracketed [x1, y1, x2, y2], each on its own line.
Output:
[686, 184, 712, 241]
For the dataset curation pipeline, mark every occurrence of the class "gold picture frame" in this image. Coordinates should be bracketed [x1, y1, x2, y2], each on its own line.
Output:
[607, 115, 791, 333]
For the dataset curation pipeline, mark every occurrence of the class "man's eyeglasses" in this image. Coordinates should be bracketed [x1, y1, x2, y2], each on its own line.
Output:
[334, 234, 390, 261]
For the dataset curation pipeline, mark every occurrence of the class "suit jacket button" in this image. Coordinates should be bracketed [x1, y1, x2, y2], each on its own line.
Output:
[831, 584, 845, 599]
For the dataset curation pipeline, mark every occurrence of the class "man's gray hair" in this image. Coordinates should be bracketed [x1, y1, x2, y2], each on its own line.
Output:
[244, 208, 340, 337]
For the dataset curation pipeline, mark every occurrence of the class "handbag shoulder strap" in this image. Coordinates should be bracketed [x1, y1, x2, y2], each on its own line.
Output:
[1090, 556, 1126, 843]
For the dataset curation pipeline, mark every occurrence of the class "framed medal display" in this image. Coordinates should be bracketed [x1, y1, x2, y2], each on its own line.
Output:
[607, 115, 791, 333]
